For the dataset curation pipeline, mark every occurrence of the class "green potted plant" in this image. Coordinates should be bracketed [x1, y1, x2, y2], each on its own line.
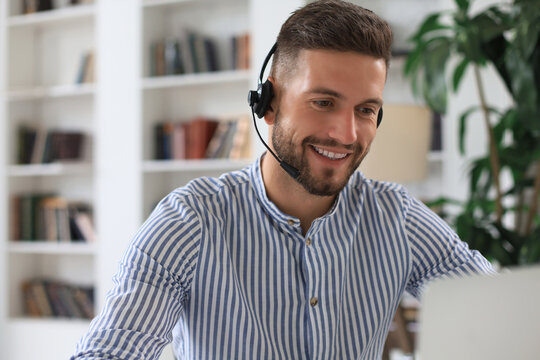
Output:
[404, 0, 540, 266]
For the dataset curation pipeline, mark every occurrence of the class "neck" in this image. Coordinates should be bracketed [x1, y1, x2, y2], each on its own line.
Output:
[261, 154, 336, 235]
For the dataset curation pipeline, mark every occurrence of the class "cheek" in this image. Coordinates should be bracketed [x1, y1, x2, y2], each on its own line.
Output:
[357, 122, 377, 144]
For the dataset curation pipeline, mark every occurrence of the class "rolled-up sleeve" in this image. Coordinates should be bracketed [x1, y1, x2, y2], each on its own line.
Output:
[402, 193, 495, 299]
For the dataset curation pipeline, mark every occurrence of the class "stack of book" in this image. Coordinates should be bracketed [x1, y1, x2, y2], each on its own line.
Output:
[10, 194, 96, 243]
[22, 0, 53, 13]
[22, 0, 94, 15]
[153, 115, 250, 161]
[17, 126, 86, 164]
[149, 31, 251, 77]
[22, 279, 94, 319]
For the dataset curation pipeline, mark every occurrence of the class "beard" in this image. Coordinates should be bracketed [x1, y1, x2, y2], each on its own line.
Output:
[271, 110, 368, 196]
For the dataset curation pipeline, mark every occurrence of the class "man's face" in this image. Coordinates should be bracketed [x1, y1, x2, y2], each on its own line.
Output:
[269, 49, 386, 196]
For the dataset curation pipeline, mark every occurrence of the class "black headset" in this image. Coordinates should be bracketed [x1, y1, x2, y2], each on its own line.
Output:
[248, 43, 278, 119]
[247, 43, 383, 179]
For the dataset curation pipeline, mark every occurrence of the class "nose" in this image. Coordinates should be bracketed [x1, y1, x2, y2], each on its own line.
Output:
[328, 110, 358, 145]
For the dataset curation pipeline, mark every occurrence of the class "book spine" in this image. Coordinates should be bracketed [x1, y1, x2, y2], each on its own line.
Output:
[154, 123, 165, 160]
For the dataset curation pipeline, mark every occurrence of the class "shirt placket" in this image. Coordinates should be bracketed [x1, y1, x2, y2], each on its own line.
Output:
[303, 222, 326, 360]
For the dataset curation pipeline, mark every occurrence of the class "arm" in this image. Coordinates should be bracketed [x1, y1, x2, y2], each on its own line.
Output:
[402, 193, 495, 299]
[71, 192, 202, 359]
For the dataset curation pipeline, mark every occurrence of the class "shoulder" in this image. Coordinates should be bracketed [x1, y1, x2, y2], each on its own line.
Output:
[167, 166, 252, 209]
[348, 171, 411, 213]
[126, 167, 252, 279]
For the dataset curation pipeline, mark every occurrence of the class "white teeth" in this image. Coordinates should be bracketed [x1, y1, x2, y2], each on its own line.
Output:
[312, 146, 348, 160]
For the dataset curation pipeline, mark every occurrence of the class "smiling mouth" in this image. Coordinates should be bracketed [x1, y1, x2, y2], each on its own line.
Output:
[311, 145, 349, 160]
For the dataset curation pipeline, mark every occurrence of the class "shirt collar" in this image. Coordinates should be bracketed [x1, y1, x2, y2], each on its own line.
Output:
[250, 154, 300, 226]
[249, 153, 351, 228]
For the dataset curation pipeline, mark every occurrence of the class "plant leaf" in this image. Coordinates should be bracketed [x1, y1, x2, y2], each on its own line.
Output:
[452, 58, 469, 92]
[458, 106, 479, 154]
[455, 0, 470, 12]
[410, 13, 450, 42]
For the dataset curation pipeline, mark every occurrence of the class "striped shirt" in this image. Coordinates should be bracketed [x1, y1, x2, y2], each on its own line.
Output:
[73, 156, 494, 360]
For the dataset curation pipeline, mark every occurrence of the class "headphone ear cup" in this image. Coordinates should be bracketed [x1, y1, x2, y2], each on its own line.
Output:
[254, 80, 274, 118]
[377, 107, 383, 127]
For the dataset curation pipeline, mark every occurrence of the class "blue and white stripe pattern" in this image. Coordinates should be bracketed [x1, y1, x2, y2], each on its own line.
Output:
[73, 156, 494, 359]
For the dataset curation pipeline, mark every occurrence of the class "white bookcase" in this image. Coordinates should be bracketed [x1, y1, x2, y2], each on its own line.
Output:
[140, 0, 253, 217]
[0, 1, 98, 359]
[0, 0, 495, 359]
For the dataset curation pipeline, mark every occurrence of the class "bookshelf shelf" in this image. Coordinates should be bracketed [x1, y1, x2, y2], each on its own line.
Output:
[8, 242, 97, 255]
[8, 163, 92, 177]
[142, 0, 195, 8]
[142, 158, 251, 173]
[7, 84, 95, 102]
[8, 316, 92, 325]
[141, 70, 251, 90]
[7, 5, 95, 28]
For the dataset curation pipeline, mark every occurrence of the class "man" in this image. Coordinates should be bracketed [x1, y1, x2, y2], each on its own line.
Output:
[73, 1, 494, 359]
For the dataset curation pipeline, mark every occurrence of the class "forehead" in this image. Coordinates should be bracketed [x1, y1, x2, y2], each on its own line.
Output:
[287, 49, 387, 100]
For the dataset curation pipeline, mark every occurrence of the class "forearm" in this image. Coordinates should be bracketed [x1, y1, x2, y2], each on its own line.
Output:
[72, 247, 186, 359]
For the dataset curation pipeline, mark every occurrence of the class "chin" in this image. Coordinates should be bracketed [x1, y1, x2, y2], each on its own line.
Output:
[297, 168, 352, 197]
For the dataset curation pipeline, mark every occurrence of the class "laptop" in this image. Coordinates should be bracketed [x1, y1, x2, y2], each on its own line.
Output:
[417, 265, 540, 360]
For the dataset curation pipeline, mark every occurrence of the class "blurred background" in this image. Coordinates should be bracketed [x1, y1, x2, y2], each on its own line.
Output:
[1, 0, 537, 359]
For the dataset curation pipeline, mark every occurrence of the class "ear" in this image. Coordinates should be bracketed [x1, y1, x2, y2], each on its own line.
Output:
[263, 76, 277, 125]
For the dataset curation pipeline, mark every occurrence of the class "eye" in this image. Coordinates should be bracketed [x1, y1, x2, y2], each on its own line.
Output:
[312, 100, 333, 109]
[356, 107, 377, 118]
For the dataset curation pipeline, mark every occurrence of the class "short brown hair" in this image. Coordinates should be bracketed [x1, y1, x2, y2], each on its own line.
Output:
[271, 0, 393, 82]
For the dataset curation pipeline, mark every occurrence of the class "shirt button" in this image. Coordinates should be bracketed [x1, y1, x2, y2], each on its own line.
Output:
[310, 297, 318, 307]
[287, 219, 295, 226]
[306, 237, 312, 246]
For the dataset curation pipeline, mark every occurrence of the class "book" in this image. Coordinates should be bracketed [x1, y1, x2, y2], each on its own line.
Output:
[30, 280, 53, 317]
[17, 125, 37, 164]
[45, 282, 70, 318]
[75, 53, 89, 84]
[57, 284, 84, 318]
[232, 33, 251, 70]
[72, 286, 95, 319]
[23, 0, 38, 14]
[203, 38, 219, 72]
[30, 128, 48, 164]
[239, 33, 251, 70]
[179, 34, 195, 74]
[10, 196, 21, 241]
[229, 115, 251, 159]
[155, 40, 166, 76]
[37, 0, 53, 12]
[42, 131, 85, 163]
[149, 41, 157, 76]
[21, 279, 95, 319]
[13, 194, 94, 243]
[172, 122, 186, 159]
[154, 123, 165, 159]
[206, 120, 234, 159]
[164, 38, 184, 75]
[19, 193, 52, 241]
[185, 117, 219, 159]
[162, 122, 174, 160]
[83, 51, 95, 83]
[40, 196, 70, 242]
[70, 202, 96, 243]
[187, 32, 201, 73]
[216, 121, 238, 159]
[21, 281, 41, 316]
[73, 212, 96, 243]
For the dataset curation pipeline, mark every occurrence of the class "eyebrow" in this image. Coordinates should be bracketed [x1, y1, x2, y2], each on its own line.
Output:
[307, 87, 344, 99]
[306, 87, 383, 107]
